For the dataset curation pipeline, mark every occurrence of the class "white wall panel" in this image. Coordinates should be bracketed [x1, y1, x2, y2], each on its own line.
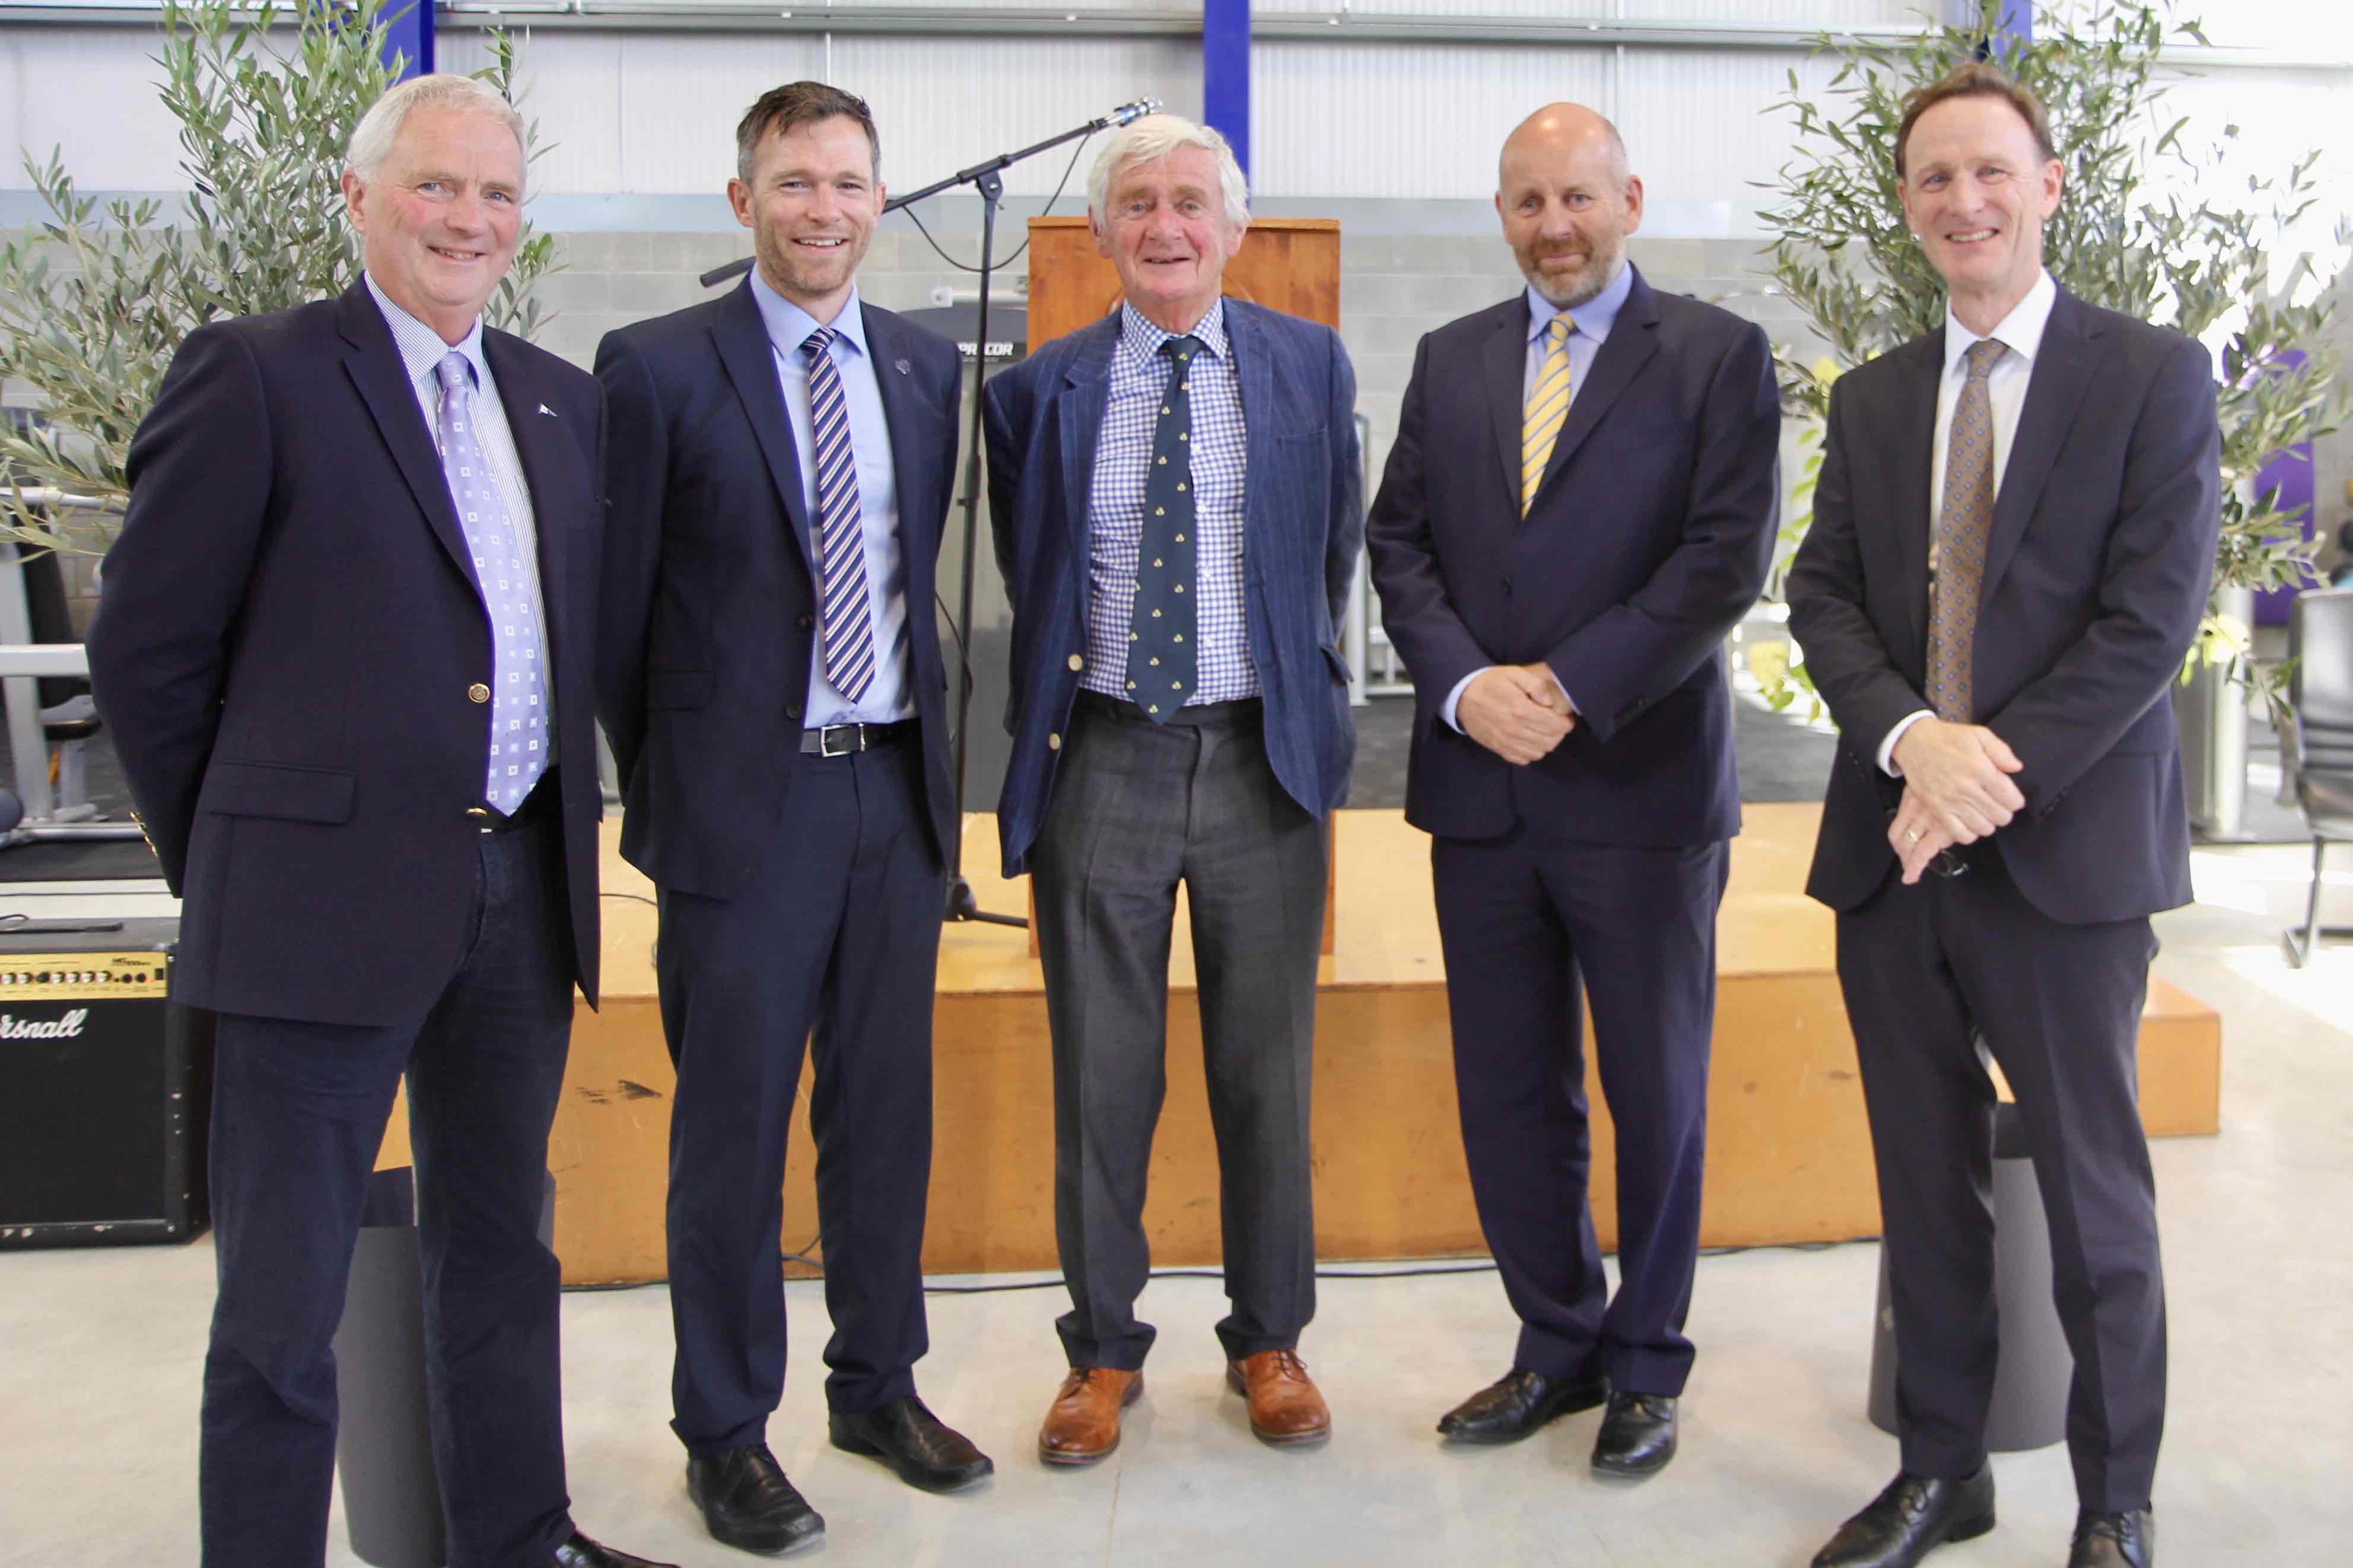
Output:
[611, 33, 826, 192]
[1250, 40, 1611, 198]
[1623, 0, 1926, 20]
[828, 33, 1200, 196]
[1619, 44, 1842, 222]
[438, 29, 629, 197]
[4, 26, 183, 190]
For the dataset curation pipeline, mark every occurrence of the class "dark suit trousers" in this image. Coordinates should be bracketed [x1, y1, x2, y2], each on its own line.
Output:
[1837, 851, 2165, 1515]
[201, 813, 576, 1568]
[659, 740, 939, 1453]
[1032, 695, 1327, 1369]
[1432, 828, 1727, 1397]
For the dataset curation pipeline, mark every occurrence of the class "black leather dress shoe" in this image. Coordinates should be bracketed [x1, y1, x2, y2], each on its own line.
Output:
[2069, 1508, 2154, 1568]
[685, 1443, 825, 1556]
[1812, 1467, 1996, 1568]
[1591, 1391, 1678, 1477]
[829, 1395, 995, 1493]
[1436, 1367, 1609, 1444]
[545, 1534, 679, 1568]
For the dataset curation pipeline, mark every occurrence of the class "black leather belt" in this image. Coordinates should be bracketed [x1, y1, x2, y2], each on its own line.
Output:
[1072, 690, 1262, 728]
[800, 719, 917, 756]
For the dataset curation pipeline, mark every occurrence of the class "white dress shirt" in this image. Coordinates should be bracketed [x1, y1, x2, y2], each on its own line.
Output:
[1877, 267, 2059, 774]
[365, 272, 555, 763]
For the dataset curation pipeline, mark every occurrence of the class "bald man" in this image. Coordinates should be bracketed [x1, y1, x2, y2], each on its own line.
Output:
[1366, 104, 1778, 1475]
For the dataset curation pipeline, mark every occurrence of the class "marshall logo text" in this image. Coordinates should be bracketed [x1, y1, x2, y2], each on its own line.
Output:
[1, 1009, 90, 1040]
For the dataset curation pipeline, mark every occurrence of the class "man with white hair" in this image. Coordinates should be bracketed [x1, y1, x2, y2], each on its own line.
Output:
[982, 113, 1362, 1465]
[89, 75, 666, 1568]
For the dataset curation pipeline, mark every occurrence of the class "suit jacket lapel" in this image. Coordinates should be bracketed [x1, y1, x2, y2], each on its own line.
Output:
[711, 280, 816, 574]
[1531, 266, 1662, 508]
[483, 332, 572, 663]
[864, 307, 939, 590]
[336, 284, 475, 589]
[1890, 332, 1944, 664]
[1982, 288, 2100, 602]
[1057, 316, 1120, 565]
[1229, 301, 1278, 561]
[1482, 304, 1525, 507]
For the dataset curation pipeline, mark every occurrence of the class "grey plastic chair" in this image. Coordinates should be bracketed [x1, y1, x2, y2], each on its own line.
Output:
[2283, 589, 2353, 966]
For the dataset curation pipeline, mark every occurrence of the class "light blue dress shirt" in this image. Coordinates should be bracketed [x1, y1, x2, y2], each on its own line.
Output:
[745, 268, 914, 727]
[1440, 260, 1636, 733]
[365, 272, 555, 763]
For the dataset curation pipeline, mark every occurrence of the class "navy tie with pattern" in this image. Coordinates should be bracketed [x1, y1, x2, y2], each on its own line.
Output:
[1125, 335, 1201, 721]
[434, 352, 546, 812]
[803, 326, 876, 704]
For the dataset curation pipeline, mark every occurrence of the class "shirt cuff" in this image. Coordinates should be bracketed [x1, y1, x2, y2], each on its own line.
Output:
[1879, 709, 1934, 776]
[1441, 668, 1489, 733]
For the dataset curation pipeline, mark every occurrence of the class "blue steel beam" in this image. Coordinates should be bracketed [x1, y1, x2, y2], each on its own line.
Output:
[1202, 0, 1249, 182]
[381, 0, 434, 80]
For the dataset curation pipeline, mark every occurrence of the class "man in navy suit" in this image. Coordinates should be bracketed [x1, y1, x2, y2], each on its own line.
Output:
[1788, 65, 2215, 1568]
[982, 114, 1361, 1465]
[88, 75, 664, 1568]
[1366, 103, 1779, 1478]
[596, 82, 990, 1556]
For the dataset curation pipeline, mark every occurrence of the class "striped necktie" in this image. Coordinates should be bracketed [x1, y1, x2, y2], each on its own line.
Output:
[1521, 313, 1575, 514]
[1926, 338, 2007, 722]
[803, 326, 875, 704]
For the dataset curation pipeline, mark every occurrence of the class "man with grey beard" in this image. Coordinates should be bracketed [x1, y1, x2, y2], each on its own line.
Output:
[1367, 102, 1779, 1478]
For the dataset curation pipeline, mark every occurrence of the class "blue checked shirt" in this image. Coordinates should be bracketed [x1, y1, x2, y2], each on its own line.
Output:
[365, 273, 555, 764]
[1083, 299, 1254, 705]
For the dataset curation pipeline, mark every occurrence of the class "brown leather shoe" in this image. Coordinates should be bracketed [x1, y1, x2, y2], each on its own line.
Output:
[1037, 1367, 1144, 1466]
[1226, 1348, 1331, 1447]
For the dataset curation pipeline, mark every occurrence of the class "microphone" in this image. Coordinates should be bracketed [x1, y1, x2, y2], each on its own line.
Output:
[1099, 98, 1162, 131]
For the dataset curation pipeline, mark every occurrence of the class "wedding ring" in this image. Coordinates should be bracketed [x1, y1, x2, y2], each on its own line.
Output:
[1903, 828, 1922, 844]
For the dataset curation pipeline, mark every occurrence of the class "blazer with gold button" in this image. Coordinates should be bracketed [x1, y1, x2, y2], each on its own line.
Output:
[981, 298, 1362, 878]
[87, 281, 609, 1025]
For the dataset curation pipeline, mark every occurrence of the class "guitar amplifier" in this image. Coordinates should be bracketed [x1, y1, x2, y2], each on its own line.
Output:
[0, 918, 214, 1248]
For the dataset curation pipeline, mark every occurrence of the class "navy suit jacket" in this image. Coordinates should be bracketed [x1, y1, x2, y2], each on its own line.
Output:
[1785, 285, 2221, 924]
[595, 282, 962, 898]
[87, 282, 608, 1025]
[981, 299, 1363, 879]
[1366, 267, 1780, 846]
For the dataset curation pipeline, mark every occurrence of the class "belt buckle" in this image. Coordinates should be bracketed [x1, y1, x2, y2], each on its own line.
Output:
[819, 722, 862, 757]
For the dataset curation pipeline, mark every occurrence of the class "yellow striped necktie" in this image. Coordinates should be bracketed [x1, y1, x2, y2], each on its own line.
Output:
[1521, 313, 1575, 514]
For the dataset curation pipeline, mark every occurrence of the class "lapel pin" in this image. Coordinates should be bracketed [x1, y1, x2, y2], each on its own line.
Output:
[895, 358, 911, 376]
[538, 403, 558, 417]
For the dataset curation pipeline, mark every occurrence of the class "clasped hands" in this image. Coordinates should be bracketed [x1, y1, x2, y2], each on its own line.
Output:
[1459, 663, 1575, 765]
[1887, 718, 2026, 884]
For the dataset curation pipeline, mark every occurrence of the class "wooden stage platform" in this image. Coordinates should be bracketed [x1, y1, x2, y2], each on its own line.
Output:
[381, 804, 2222, 1286]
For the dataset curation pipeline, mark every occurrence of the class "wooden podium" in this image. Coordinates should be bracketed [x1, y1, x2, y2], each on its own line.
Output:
[1023, 215, 1341, 344]
[1023, 215, 1346, 953]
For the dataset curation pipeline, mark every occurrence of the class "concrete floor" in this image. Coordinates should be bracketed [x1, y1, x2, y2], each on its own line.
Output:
[5, 841, 2351, 1567]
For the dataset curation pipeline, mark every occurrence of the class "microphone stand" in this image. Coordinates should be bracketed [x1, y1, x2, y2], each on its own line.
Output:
[700, 100, 1156, 930]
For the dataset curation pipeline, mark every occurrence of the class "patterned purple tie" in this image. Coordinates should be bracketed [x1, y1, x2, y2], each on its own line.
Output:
[1926, 338, 2007, 723]
[434, 352, 546, 812]
[803, 326, 876, 704]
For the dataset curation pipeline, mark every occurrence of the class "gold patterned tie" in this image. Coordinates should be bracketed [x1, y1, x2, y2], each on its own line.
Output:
[1925, 338, 2007, 721]
[1521, 313, 1575, 514]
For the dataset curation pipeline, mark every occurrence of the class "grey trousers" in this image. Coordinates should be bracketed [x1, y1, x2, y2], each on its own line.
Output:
[1031, 692, 1328, 1369]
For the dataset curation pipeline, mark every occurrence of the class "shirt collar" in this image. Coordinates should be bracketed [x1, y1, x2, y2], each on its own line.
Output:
[1526, 260, 1634, 347]
[1119, 297, 1231, 363]
[747, 266, 869, 361]
[1942, 268, 2058, 378]
[366, 272, 490, 393]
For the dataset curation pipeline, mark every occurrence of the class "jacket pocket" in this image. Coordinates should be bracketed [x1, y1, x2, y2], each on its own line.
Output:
[198, 761, 357, 823]
[646, 669, 714, 710]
